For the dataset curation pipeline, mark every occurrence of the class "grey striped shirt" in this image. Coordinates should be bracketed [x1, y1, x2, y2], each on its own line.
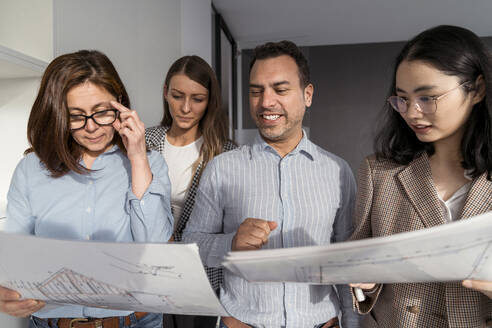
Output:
[183, 132, 360, 328]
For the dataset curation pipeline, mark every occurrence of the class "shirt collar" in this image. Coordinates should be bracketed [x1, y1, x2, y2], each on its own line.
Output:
[78, 144, 120, 168]
[104, 144, 120, 154]
[251, 129, 316, 161]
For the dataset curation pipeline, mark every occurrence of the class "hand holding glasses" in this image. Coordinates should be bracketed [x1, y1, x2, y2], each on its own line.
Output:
[110, 101, 148, 163]
[69, 102, 147, 163]
[109, 101, 152, 199]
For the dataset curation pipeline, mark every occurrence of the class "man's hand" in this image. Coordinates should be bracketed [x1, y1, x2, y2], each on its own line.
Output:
[349, 283, 377, 291]
[463, 280, 492, 298]
[222, 316, 252, 327]
[0, 286, 45, 317]
[232, 218, 277, 251]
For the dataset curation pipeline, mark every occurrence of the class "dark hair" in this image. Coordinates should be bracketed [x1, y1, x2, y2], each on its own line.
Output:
[27, 50, 130, 177]
[161, 55, 230, 171]
[375, 25, 492, 179]
[249, 40, 310, 88]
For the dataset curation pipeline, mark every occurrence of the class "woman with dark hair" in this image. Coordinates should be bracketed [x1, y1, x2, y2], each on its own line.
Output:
[350, 25, 492, 327]
[146, 55, 235, 327]
[0, 50, 173, 328]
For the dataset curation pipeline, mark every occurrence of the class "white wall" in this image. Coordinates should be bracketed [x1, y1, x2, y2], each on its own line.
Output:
[54, 0, 181, 127]
[0, 79, 38, 202]
[0, 0, 53, 62]
[180, 0, 212, 64]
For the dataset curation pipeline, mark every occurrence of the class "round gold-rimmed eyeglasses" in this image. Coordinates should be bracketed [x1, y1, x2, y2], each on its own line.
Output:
[388, 81, 470, 114]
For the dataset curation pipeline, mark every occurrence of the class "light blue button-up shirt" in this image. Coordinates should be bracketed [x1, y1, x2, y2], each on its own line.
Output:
[183, 132, 360, 328]
[6, 145, 173, 318]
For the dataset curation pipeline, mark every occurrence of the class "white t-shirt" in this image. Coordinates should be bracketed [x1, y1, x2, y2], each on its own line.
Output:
[163, 135, 203, 228]
[437, 173, 472, 222]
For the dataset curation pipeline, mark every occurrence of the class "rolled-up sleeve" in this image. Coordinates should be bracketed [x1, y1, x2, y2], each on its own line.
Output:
[126, 151, 173, 242]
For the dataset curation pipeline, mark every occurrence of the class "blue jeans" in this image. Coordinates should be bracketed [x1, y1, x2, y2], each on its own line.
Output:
[29, 313, 162, 328]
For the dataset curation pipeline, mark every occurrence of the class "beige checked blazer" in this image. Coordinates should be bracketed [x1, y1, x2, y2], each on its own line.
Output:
[350, 153, 492, 328]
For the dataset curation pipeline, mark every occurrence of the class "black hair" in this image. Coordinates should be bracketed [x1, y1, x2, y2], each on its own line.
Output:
[375, 25, 492, 179]
[249, 40, 310, 88]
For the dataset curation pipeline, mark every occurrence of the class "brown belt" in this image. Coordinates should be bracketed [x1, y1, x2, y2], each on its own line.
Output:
[50, 312, 148, 328]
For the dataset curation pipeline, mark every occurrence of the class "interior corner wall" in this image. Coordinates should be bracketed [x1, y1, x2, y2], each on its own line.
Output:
[0, 78, 39, 202]
[180, 0, 212, 64]
[0, 0, 53, 62]
[240, 49, 255, 130]
[53, 0, 181, 128]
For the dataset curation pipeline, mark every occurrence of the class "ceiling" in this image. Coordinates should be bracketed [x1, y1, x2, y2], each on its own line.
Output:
[213, 0, 492, 49]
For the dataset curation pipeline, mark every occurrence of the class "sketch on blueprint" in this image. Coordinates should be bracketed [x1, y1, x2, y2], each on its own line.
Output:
[0, 233, 228, 316]
[223, 211, 492, 284]
[104, 251, 183, 279]
[4, 268, 177, 312]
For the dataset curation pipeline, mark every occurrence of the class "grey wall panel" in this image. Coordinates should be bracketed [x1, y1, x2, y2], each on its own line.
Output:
[308, 41, 404, 172]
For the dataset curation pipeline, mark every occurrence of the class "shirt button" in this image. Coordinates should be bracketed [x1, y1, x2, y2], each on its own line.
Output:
[407, 305, 419, 314]
[86, 207, 91, 213]
[140, 200, 145, 206]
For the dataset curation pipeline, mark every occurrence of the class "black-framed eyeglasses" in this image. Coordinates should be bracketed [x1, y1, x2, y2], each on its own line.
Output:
[387, 81, 470, 114]
[69, 109, 119, 130]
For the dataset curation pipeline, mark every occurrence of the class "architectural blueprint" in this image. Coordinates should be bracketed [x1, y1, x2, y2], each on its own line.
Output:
[223, 211, 492, 284]
[0, 234, 228, 316]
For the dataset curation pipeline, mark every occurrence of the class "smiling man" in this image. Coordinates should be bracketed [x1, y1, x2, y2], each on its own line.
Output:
[248, 52, 309, 157]
[183, 41, 360, 328]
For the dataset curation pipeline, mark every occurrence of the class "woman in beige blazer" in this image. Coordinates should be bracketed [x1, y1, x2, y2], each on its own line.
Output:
[350, 25, 492, 327]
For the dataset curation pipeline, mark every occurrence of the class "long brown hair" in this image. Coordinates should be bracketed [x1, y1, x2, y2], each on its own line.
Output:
[27, 50, 130, 177]
[161, 55, 230, 171]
